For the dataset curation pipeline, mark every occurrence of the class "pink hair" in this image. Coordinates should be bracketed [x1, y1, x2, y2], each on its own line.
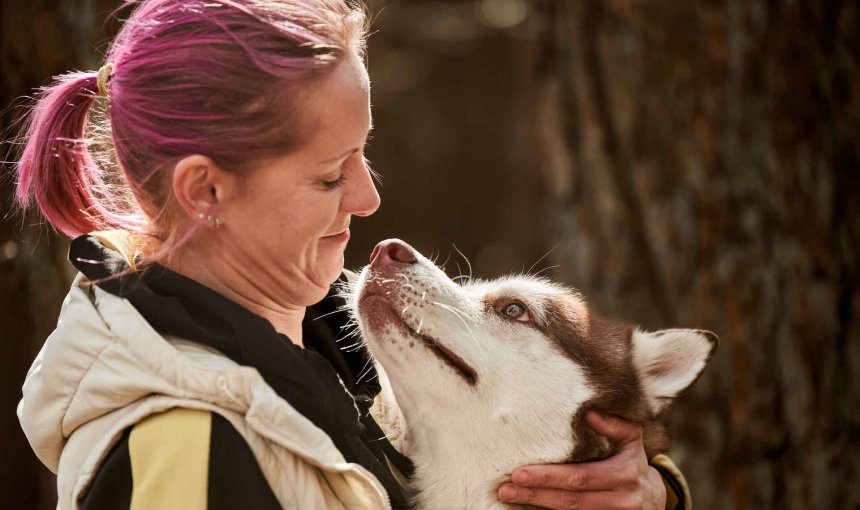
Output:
[15, 0, 367, 260]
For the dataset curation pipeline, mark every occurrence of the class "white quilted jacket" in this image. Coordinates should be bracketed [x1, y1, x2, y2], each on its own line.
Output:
[17, 272, 408, 509]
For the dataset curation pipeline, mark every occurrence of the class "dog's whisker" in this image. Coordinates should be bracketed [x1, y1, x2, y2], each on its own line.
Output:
[430, 301, 487, 363]
[531, 264, 560, 277]
[525, 242, 560, 277]
[367, 432, 396, 442]
[416, 316, 424, 335]
[340, 340, 363, 350]
[338, 317, 358, 329]
[439, 250, 453, 270]
[335, 326, 361, 340]
[336, 330, 361, 342]
[312, 307, 351, 321]
[452, 243, 473, 283]
[429, 300, 464, 320]
[355, 357, 376, 384]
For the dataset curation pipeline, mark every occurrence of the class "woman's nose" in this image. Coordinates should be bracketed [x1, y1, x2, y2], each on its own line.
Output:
[347, 158, 381, 217]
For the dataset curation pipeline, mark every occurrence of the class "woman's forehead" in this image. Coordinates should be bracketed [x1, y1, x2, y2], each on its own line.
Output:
[298, 58, 372, 158]
[253, 57, 370, 175]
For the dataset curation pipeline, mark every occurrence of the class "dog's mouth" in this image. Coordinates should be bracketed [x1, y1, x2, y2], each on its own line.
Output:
[412, 327, 479, 387]
[360, 294, 478, 386]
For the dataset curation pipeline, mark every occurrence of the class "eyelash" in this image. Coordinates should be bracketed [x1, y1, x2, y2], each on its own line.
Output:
[322, 146, 372, 190]
[322, 175, 347, 189]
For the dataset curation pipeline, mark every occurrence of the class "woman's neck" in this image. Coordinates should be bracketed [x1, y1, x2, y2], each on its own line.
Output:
[166, 250, 307, 347]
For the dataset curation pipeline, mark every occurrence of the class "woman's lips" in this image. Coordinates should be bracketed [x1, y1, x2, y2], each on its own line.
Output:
[322, 228, 350, 243]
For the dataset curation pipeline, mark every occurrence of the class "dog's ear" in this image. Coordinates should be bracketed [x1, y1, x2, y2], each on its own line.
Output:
[631, 329, 718, 414]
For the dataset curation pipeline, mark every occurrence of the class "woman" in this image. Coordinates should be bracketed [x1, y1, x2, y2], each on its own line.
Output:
[14, 0, 687, 508]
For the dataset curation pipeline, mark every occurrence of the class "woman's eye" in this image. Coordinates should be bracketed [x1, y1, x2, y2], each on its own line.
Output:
[322, 175, 347, 189]
[499, 302, 531, 322]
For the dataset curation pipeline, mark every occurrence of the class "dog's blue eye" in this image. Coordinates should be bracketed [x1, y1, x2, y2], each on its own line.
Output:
[493, 300, 533, 323]
[504, 303, 526, 318]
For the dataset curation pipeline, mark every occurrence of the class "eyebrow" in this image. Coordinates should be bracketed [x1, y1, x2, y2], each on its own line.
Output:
[318, 123, 374, 165]
[319, 148, 359, 165]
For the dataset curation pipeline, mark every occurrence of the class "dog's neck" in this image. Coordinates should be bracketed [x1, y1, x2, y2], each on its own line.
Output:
[400, 402, 581, 510]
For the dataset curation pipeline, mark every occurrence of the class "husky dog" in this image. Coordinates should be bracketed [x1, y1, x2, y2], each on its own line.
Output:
[350, 239, 717, 510]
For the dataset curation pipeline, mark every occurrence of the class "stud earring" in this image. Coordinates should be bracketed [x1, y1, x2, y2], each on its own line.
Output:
[197, 212, 222, 230]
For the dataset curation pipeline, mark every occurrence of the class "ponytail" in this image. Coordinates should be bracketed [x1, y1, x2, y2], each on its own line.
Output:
[15, 72, 144, 238]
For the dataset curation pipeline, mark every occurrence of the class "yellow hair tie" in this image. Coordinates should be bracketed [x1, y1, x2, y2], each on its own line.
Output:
[96, 63, 114, 97]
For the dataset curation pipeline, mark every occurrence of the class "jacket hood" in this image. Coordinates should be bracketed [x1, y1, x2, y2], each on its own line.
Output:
[17, 233, 413, 510]
[16, 266, 398, 510]
[17, 235, 272, 472]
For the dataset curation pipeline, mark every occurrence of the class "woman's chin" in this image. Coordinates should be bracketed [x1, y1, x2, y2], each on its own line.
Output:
[317, 255, 346, 287]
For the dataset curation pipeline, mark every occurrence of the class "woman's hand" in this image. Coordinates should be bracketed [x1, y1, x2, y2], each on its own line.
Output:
[497, 411, 667, 510]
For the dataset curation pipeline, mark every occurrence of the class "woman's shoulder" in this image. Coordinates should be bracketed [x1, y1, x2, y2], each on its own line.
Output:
[79, 408, 281, 510]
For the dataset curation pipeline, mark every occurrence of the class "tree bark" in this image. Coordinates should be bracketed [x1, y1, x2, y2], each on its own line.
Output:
[533, 1, 859, 508]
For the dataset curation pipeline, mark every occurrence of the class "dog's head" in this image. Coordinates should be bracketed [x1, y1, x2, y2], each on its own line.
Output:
[350, 239, 717, 467]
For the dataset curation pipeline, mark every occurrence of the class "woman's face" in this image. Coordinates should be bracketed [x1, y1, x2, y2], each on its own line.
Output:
[217, 55, 379, 306]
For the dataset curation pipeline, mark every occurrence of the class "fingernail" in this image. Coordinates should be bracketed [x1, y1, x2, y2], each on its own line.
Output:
[499, 485, 519, 501]
[512, 470, 531, 485]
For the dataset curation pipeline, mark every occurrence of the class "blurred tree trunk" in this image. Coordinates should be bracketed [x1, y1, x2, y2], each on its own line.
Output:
[533, 1, 859, 508]
[0, 1, 121, 508]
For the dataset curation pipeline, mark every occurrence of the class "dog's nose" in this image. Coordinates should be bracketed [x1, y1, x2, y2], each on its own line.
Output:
[370, 239, 417, 266]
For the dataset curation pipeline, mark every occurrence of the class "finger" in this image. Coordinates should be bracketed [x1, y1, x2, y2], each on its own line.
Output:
[585, 411, 642, 445]
[511, 462, 638, 492]
[498, 483, 641, 510]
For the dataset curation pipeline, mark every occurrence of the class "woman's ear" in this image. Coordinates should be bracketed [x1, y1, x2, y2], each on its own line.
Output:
[172, 155, 230, 219]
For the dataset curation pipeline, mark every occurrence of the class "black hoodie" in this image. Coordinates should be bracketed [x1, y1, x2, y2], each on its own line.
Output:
[71, 234, 413, 510]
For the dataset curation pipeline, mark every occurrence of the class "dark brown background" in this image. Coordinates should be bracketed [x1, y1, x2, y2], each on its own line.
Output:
[2, 0, 858, 508]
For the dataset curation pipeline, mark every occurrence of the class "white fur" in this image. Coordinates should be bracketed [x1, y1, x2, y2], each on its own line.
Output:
[352, 243, 715, 509]
[632, 329, 716, 414]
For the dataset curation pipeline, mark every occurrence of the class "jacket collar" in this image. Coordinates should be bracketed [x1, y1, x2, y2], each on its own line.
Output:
[70, 235, 366, 438]
[66, 233, 413, 507]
